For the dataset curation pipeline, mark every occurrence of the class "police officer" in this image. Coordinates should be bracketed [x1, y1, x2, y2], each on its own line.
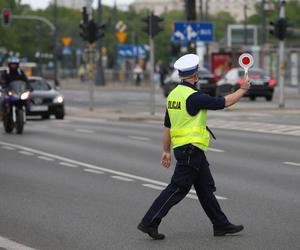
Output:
[137, 54, 250, 240]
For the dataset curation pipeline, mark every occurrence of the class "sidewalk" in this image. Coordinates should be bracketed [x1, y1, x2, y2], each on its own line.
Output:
[60, 78, 300, 122]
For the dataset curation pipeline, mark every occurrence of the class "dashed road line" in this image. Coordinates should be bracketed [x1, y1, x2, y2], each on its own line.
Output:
[75, 129, 94, 134]
[142, 184, 164, 191]
[0, 235, 36, 250]
[208, 148, 225, 153]
[129, 136, 150, 141]
[19, 150, 34, 156]
[59, 162, 78, 168]
[283, 161, 300, 167]
[37, 156, 55, 161]
[111, 176, 134, 182]
[0, 141, 228, 201]
[1, 146, 15, 150]
[84, 169, 104, 174]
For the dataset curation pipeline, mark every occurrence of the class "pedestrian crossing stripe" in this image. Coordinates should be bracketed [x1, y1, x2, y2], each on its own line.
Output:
[208, 119, 300, 136]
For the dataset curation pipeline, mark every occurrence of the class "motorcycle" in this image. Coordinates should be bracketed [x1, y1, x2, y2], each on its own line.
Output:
[2, 80, 30, 134]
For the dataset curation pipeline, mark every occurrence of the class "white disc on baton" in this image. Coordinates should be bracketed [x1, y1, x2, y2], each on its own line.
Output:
[239, 53, 254, 74]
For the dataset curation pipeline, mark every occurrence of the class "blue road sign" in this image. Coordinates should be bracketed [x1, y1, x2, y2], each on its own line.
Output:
[118, 45, 146, 58]
[172, 22, 214, 42]
[62, 46, 72, 55]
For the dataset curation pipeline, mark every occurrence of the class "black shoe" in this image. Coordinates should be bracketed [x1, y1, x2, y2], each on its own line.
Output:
[137, 222, 165, 240]
[213, 223, 244, 236]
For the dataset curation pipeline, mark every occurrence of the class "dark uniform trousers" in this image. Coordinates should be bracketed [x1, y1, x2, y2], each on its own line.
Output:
[142, 144, 229, 228]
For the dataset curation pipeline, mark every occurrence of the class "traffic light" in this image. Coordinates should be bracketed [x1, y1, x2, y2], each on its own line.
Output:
[79, 7, 89, 41]
[2, 8, 11, 26]
[87, 20, 106, 44]
[277, 18, 287, 40]
[141, 15, 150, 36]
[269, 18, 288, 40]
[79, 6, 106, 44]
[141, 13, 164, 38]
[151, 14, 164, 37]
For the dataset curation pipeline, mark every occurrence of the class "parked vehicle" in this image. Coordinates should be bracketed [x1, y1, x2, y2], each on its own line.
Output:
[27, 76, 65, 119]
[217, 68, 276, 101]
[1, 80, 29, 134]
[162, 68, 216, 97]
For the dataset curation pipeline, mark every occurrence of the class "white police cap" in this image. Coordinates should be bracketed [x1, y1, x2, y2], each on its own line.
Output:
[174, 54, 199, 77]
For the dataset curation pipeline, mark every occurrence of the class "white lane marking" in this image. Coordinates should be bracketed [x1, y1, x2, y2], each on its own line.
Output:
[208, 148, 225, 153]
[129, 136, 150, 141]
[0, 235, 36, 250]
[32, 125, 49, 129]
[143, 184, 164, 191]
[84, 169, 104, 174]
[186, 194, 198, 200]
[0, 141, 228, 200]
[111, 176, 134, 182]
[209, 119, 300, 137]
[75, 129, 94, 134]
[283, 161, 300, 167]
[59, 162, 78, 168]
[67, 116, 108, 123]
[142, 184, 227, 200]
[19, 151, 34, 156]
[1, 146, 15, 150]
[37, 156, 55, 161]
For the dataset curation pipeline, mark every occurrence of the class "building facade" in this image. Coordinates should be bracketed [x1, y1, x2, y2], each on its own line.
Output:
[57, 0, 86, 9]
[131, 0, 261, 21]
[132, 0, 184, 14]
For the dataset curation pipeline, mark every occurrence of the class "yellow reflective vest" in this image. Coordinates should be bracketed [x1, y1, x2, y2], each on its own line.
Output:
[167, 85, 210, 151]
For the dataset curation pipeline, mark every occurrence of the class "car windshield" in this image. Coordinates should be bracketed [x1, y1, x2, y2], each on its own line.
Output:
[8, 81, 27, 94]
[238, 69, 266, 78]
[198, 68, 212, 76]
[29, 79, 51, 91]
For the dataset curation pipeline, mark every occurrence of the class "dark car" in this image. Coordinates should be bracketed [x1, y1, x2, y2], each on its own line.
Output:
[217, 68, 276, 101]
[162, 67, 216, 97]
[27, 76, 65, 119]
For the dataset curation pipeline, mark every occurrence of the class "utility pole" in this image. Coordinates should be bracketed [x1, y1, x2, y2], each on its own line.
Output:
[260, 0, 267, 68]
[261, 0, 267, 45]
[199, 0, 203, 21]
[205, 0, 209, 20]
[278, 1, 286, 108]
[53, 0, 58, 86]
[95, 0, 105, 86]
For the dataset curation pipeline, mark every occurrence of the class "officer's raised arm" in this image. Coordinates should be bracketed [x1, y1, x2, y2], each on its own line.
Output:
[224, 77, 251, 107]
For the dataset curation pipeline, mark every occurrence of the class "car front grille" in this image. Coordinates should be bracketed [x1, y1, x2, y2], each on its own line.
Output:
[31, 97, 53, 104]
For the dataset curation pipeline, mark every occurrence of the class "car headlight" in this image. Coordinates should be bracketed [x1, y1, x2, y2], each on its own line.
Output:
[20, 91, 30, 100]
[53, 95, 64, 103]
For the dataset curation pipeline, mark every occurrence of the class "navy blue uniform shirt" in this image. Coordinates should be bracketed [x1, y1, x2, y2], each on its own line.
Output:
[164, 81, 225, 128]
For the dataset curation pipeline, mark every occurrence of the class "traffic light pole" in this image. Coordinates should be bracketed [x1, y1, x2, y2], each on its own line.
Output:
[86, 0, 94, 111]
[95, 0, 105, 86]
[148, 12, 156, 116]
[278, 1, 285, 108]
[149, 35, 155, 115]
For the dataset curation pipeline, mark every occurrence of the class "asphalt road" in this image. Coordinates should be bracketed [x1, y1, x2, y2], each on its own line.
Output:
[0, 117, 300, 250]
[60, 85, 300, 115]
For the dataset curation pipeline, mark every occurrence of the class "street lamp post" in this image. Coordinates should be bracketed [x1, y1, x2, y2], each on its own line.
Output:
[53, 0, 59, 86]
[244, 5, 248, 46]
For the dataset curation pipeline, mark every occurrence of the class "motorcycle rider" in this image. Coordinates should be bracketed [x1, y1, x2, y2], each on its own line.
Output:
[0, 57, 28, 119]
[1, 57, 28, 87]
